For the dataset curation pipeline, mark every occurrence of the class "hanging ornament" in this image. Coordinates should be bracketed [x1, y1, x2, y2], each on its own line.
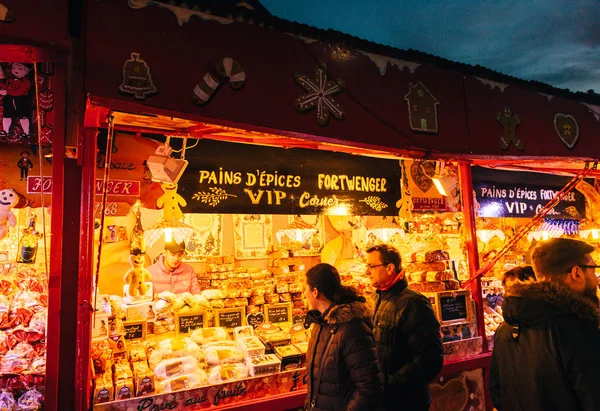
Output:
[0, 3, 15, 23]
[554, 113, 579, 149]
[496, 106, 523, 151]
[294, 64, 345, 126]
[119, 52, 158, 100]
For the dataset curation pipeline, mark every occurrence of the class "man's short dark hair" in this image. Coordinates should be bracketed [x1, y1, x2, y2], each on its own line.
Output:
[531, 238, 595, 281]
[366, 244, 402, 273]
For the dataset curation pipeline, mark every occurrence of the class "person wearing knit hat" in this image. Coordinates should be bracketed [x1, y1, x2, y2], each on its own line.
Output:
[147, 239, 200, 295]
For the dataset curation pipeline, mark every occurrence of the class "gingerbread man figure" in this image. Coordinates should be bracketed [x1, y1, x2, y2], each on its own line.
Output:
[396, 186, 414, 221]
[156, 182, 187, 221]
[496, 107, 523, 151]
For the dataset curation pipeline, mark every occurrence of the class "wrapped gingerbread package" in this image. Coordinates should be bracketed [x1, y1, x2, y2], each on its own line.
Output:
[0, 389, 16, 411]
[16, 388, 43, 411]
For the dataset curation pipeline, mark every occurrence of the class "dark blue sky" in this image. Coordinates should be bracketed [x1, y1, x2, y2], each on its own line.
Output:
[262, 0, 600, 94]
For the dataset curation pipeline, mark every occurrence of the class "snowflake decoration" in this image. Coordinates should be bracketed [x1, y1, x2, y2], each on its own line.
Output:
[294, 65, 345, 126]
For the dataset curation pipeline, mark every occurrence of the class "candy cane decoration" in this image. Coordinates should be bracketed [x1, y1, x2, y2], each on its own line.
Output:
[0, 3, 14, 23]
[192, 57, 246, 105]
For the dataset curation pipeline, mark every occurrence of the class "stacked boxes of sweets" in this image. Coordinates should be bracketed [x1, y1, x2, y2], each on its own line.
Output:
[338, 261, 375, 301]
[0, 263, 47, 406]
[93, 326, 258, 404]
[268, 249, 307, 318]
[253, 322, 308, 372]
[202, 256, 237, 290]
[404, 250, 460, 293]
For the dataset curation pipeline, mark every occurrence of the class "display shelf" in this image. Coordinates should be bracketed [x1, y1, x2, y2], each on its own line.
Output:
[93, 368, 307, 411]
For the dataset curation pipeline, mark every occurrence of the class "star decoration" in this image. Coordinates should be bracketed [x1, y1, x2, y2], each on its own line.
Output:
[294, 65, 345, 126]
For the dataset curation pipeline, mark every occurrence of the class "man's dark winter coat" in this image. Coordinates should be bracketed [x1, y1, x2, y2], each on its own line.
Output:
[490, 281, 600, 411]
[305, 300, 383, 411]
[373, 279, 444, 411]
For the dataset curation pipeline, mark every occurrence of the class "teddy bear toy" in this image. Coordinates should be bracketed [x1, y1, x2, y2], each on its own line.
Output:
[123, 253, 152, 298]
[0, 188, 18, 241]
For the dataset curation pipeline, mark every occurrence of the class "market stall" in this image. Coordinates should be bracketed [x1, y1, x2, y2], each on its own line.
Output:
[38, 0, 600, 410]
[1, 1, 74, 407]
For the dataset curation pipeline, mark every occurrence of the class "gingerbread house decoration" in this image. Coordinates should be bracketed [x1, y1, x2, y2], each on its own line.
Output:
[404, 82, 439, 133]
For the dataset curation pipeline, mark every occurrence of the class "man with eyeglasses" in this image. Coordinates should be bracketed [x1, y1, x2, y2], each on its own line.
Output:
[490, 238, 600, 411]
[366, 244, 443, 411]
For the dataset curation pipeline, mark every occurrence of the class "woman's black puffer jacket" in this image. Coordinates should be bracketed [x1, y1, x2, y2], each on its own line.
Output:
[305, 299, 384, 411]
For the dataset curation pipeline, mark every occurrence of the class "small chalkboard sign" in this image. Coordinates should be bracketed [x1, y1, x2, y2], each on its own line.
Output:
[215, 307, 245, 329]
[436, 291, 472, 326]
[264, 303, 292, 324]
[123, 320, 147, 341]
[175, 311, 206, 335]
[292, 314, 306, 325]
[246, 312, 265, 329]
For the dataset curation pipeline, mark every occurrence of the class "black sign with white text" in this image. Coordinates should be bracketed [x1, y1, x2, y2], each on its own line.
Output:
[474, 182, 585, 218]
[178, 140, 400, 215]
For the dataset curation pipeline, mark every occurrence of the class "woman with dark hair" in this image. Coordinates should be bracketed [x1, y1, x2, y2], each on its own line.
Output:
[304, 263, 383, 411]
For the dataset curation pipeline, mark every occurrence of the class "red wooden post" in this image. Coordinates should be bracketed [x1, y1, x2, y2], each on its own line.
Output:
[459, 161, 494, 411]
[75, 128, 98, 410]
[45, 60, 67, 411]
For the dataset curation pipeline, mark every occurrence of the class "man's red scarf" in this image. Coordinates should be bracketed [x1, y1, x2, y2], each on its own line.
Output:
[374, 270, 406, 291]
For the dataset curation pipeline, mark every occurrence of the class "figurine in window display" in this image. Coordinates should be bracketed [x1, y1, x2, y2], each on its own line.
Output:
[147, 239, 200, 295]
[490, 238, 600, 411]
[0, 188, 18, 240]
[123, 253, 152, 298]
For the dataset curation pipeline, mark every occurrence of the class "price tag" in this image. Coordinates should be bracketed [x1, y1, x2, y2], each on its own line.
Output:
[123, 320, 146, 341]
[175, 311, 206, 335]
[246, 312, 265, 329]
[264, 303, 292, 324]
[215, 308, 245, 329]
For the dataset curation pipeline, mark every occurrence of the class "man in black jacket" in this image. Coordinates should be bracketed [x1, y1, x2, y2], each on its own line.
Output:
[490, 238, 600, 411]
[366, 244, 443, 411]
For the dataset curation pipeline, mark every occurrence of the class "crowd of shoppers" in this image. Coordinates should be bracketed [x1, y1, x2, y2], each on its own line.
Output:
[303, 237, 600, 411]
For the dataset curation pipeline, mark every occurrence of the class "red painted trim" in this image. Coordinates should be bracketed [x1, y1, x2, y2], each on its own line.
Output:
[75, 129, 98, 410]
[85, 96, 429, 159]
[0, 44, 68, 62]
[459, 161, 493, 411]
[45, 61, 67, 411]
[441, 353, 492, 376]
[211, 391, 307, 411]
[458, 161, 487, 352]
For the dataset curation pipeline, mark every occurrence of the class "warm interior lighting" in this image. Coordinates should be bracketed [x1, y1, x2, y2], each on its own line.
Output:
[144, 220, 196, 247]
[431, 162, 457, 197]
[276, 216, 317, 246]
[476, 219, 506, 243]
[579, 222, 600, 241]
[164, 228, 172, 243]
[527, 221, 565, 242]
[366, 216, 405, 243]
[325, 204, 351, 216]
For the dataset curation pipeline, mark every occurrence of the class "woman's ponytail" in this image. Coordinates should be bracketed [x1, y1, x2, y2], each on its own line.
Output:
[332, 285, 365, 305]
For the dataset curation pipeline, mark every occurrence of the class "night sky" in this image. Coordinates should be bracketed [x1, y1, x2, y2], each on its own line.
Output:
[262, 0, 600, 94]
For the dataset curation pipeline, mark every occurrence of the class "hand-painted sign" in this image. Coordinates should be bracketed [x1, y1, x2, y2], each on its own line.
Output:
[27, 176, 140, 196]
[93, 368, 308, 410]
[177, 140, 400, 215]
[474, 182, 585, 218]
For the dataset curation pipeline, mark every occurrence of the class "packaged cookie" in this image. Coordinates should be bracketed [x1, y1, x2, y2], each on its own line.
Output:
[207, 363, 248, 385]
[246, 354, 281, 377]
